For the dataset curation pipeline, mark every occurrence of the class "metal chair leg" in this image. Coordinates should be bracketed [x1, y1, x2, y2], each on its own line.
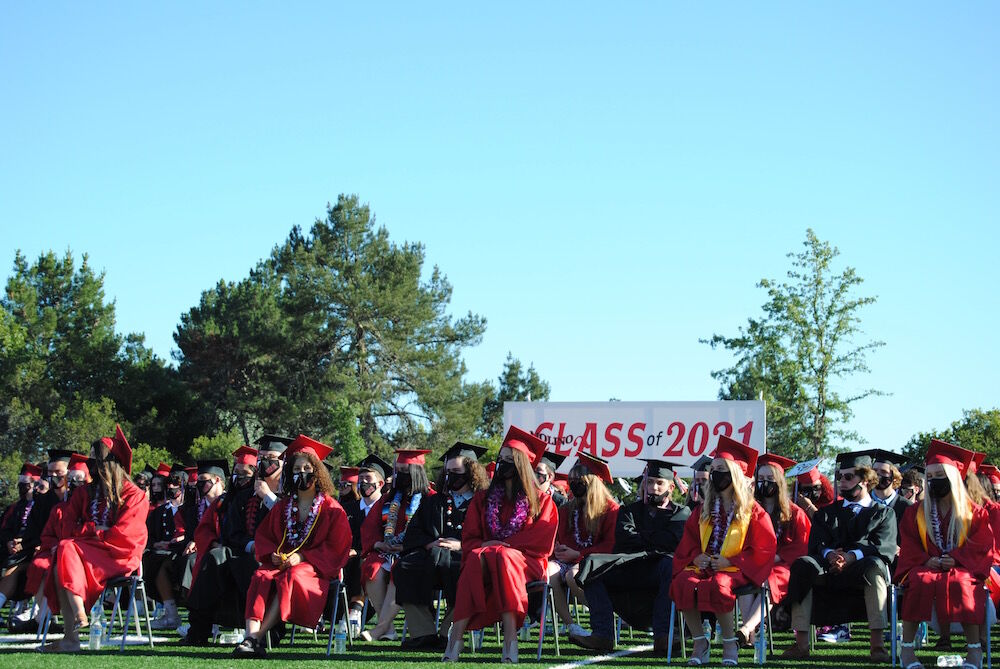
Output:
[327, 580, 341, 656]
[549, 585, 560, 656]
[667, 601, 675, 664]
[536, 582, 548, 661]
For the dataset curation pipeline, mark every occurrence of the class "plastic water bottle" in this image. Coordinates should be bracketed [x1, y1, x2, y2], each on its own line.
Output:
[937, 655, 963, 667]
[88, 602, 104, 650]
[334, 618, 347, 654]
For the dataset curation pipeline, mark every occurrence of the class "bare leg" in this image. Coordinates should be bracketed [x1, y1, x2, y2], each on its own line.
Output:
[246, 618, 261, 637]
[682, 609, 709, 657]
[365, 571, 388, 619]
[256, 593, 283, 637]
[444, 616, 469, 660]
[565, 564, 588, 609]
[370, 580, 400, 638]
[548, 563, 572, 625]
[501, 611, 518, 661]
[718, 608, 738, 663]
[899, 620, 920, 667]
[737, 592, 761, 640]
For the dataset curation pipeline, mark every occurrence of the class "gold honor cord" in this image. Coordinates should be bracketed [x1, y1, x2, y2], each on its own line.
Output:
[275, 502, 323, 561]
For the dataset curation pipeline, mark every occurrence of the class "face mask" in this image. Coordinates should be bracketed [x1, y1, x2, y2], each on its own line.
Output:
[841, 483, 863, 502]
[198, 480, 215, 496]
[569, 480, 588, 499]
[711, 471, 732, 493]
[446, 472, 470, 492]
[86, 458, 100, 473]
[133, 478, 149, 490]
[496, 461, 516, 481]
[232, 474, 252, 489]
[647, 490, 669, 506]
[876, 476, 893, 491]
[258, 460, 281, 479]
[150, 488, 164, 502]
[17, 483, 31, 498]
[394, 472, 412, 492]
[359, 482, 378, 497]
[166, 485, 182, 500]
[756, 481, 778, 499]
[928, 478, 951, 499]
[294, 471, 315, 491]
[68, 479, 85, 491]
[49, 474, 66, 486]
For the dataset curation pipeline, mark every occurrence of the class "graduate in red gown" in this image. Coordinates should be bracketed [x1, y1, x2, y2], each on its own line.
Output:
[359, 448, 434, 641]
[41, 426, 149, 652]
[793, 465, 836, 520]
[736, 453, 810, 648]
[547, 452, 619, 636]
[895, 440, 993, 669]
[444, 427, 559, 663]
[233, 435, 351, 658]
[670, 436, 777, 666]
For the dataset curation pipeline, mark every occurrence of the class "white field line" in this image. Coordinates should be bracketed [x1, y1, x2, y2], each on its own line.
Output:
[548, 644, 654, 669]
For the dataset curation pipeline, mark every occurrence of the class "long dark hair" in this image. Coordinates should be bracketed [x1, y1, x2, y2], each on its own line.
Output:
[394, 463, 429, 496]
[490, 449, 541, 518]
[281, 453, 335, 497]
[91, 438, 126, 510]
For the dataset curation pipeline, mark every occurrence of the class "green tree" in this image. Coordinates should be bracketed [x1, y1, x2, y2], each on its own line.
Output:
[189, 427, 245, 463]
[131, 441, 174, 474]
[480, 353, 552, 438]
[703, 230, 886, 460]
[900, 408, 1000, 463]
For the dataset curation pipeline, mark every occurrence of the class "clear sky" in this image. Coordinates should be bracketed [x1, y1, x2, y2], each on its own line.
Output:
[2, 3, 997, 454]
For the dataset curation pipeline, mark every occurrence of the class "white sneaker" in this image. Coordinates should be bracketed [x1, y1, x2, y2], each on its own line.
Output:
[150, 612, 181, 630]
[567, 623, 591, 638]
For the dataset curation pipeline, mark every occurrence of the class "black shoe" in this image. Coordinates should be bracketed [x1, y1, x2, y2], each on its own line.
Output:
[9, 618, 38, 634]
[179, 634, 211, 647]
[401, 634, 449, 651]
[232, 636, 266, 658]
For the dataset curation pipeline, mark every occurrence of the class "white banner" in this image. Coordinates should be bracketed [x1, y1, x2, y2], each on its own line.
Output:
[503, 401, 767, 478]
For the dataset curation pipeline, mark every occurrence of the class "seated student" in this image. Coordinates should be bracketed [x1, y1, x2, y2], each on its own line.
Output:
[146, 464, 193, 630]
[133, 466, 154, 503]
[394, 442, 489, 650]
[339, 467, 361, 506]
[535, 451, 569, 508]
[780, 451, 897, 662]
[41, 427, 148, 652]
[360, 449, 433, 642]
[870, 449, 914, 535]
[573, 458, 690, 654]
[980, 465, 1000, 504]
[671, 437, 777, 667]
[233, 435, 351, 658]
[342, 454, 389, 633]
[547, 453, 619, 641]
[793, 465, 836, 520]
[0, 463, 48, 617]
[444, 427, 559, 663]
[148, 462, 170, 511]
[736, 454, 810, 647]
[899, 465, 925, 504]
[895, 440, 992, 669]
[685, 456, 712, 511]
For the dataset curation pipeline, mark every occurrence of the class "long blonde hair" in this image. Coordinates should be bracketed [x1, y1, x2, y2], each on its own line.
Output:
[924, 463, 973, 550]
[701, 458, 754, 525]
[567, 467, 615, 535]
[757, 462, 792, 526]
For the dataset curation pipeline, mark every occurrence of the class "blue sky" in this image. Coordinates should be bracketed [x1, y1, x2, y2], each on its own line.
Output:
[2, 3, 997, 454]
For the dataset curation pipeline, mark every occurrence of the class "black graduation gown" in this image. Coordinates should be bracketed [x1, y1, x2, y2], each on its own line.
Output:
[220, 486, 274, 593]
[576, 500, 691, 628]
[787, 500, 897, 625]
[393, 492, 471, 608]
[0, 496, 49, 567]
[142, 500, 194, 600]
[338, 496, 366, 599]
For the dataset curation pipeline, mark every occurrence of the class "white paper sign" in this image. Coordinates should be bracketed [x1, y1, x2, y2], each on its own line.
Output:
[503, 401, 767, 478]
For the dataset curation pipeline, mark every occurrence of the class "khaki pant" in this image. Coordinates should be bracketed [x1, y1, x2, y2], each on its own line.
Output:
[404, 603, 452, 638]
[790, 557, 888, 631]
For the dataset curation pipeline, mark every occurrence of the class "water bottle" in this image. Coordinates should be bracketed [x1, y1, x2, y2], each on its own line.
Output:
[88, 602, 103, 650]
[334, 618, 347, 654]
[937, 655, 963, 667]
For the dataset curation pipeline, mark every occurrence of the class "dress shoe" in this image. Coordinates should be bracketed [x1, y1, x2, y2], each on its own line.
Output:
[569, 632, 613, 652]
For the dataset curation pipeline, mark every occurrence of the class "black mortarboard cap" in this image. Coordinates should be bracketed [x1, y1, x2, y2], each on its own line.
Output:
[357, 453, 392, 480]
[691, 455, 713, 472]
[864, 449, 908, 467]
[836, 451, 873, 469]
[440, 441, 487, 463]
[47, 449, 74, 463]
[640, 458, 682, 479]
[900, 463, 926, 475]
[255, 434, 293, 454]
[197, 459, 229, 479]
[539, 450, 568, 471]
[134, 466, 154, 481]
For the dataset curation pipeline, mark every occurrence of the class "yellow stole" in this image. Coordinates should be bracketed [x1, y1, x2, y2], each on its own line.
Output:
[915, 506, 968, 553]
[686, 507, 751, 573]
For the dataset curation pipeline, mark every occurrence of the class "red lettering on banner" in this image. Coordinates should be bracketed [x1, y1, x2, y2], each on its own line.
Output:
[713, 421, 733, 438]
[688, 421, 709, 456]
[663, 421, 684, 457]
[737, 421, 753, 445]
[625, 423, 645, 457]
[603, 422, 623, 457]
[576, 423, 597, 455]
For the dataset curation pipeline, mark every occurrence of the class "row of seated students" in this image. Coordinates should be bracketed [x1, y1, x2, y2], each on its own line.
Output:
[3, 426, 1000, 667]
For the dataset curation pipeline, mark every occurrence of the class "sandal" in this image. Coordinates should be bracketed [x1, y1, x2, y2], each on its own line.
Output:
[721, 636, 739, 666]
[736, 627, 755, 648]
[963, 641, 983, 669]
[687, 635, 710, 665]
[899, 640, 924, 669]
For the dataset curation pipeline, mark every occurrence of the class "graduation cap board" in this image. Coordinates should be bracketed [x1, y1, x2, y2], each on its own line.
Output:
[47, 449, 74, 463]
[785, 458, 823, 479]
[639, 458, 682, 480]
[539, 450, 568, 472]
[691, 455, 713, 473]
[440, 442, 487, 463]
[357, 454, 392, 480]
[197, 459, 230, 479]
[865, 449, 908, 467]
[835, 451, 873, 470]
[255, 434, 293, 454]
[757, 453, 797, 475]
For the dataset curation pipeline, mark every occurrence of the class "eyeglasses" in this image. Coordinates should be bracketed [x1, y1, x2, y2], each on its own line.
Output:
[835, 472, 858, 482]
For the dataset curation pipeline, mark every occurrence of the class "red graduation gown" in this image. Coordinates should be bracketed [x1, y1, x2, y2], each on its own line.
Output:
[452, 489, 558, 630]
[44, 481, 149, 609]
[895, 502, 993, 624]
[555, 501, 620, 561]
[670, 501, 777, 613]
[768, 503, 811, 604]
[189, 497, 223, 589]
[359, 491, 433, 583]
[25, 500, 69, 595]
[245, 493, 351, 628]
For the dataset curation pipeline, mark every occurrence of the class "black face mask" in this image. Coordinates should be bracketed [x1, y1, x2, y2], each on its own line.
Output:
[876, 476, 893, 491]
[569, 480, 588, 499]
[150, 488, 165, 502]
[711, 471, 733, 493]
[232, 474, 253, 489]
[841, 483, 863, 502]
[496, 461, 516, 481]
[928, 478, 951, 499]
[359, 482, 378, 498]
[258, 460, 281, 479]
[166, 485, 182, 500]
[17, 483, 31, 499]
[446, 472, 470, 492]
[68, 479, 85, 492]
[394, 472, 412, 493]
[800, 486, 820, 501]
[647, 490, 669, 506]
[198, 480, 215, 497]
[294, 471, 315, 491]
[756, 481, 778, 499]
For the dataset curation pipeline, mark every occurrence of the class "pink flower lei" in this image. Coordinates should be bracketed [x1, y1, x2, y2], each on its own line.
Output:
[285, 492, 324, 550]
[486, 485, 529, 540]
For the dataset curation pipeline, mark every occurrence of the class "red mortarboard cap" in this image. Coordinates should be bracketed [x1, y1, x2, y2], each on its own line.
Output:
[980, 464, 1000, 485]
[758, 453, 797, 476]
[925, 439, 975, 477]
[286, 434, 334, 462]
[485, 461, 496, 479]
[796, 467, 822, 486]
[21, 463, 43, 479]
[110, 424, 133, 475]
[339, 466, 360, 484]
[714, 435, 759, 477]
[232, 445, 259, 467]
[185, 466, 198, 483]
[395, 449, 432, 466]
[970, 452, 986, 475]
[155, 462, 171, 477]
[552, 476, 570, 494]
[502, 426, 548, 467]
[69, 453, 89, 473]
[576, 452, 614, 485]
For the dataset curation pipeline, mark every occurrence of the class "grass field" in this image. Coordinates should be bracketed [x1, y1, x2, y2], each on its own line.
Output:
[0, 615, 994, 668]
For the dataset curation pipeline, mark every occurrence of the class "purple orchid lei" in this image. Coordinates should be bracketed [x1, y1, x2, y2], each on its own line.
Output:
[486, 485, 529, 540]
[285, 492, 324, 550]
[572, 509, 594, 548]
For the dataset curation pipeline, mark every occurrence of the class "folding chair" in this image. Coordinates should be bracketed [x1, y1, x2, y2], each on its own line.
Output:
[733, 581, 773, 665]
[890, 582, 993, 669]
[102, 565, 155, 651]
[326, 577, 354, 656]
[526, 579, 561, 660]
